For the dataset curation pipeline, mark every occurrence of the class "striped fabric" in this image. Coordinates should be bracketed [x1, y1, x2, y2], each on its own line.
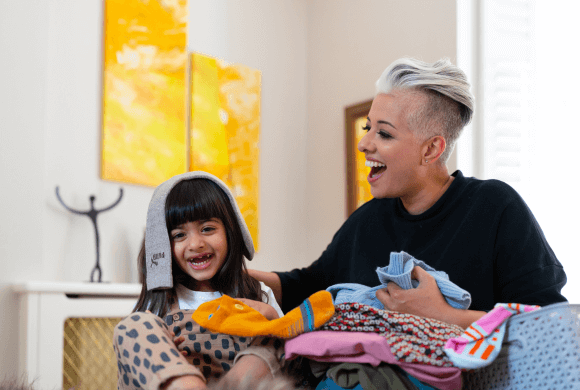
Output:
[191, 291, 335, 339]
[298, 297, 315, 333]
[444, 303, 540, 369]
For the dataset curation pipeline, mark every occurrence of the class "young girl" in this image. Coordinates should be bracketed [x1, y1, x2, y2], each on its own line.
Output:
[113, 171, 286, 390]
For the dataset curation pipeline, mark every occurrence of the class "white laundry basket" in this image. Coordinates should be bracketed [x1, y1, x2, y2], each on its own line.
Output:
[462, 302, 580, 389]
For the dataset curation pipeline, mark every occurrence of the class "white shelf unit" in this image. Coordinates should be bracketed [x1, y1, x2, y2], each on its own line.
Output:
[13, 281, 141, 390]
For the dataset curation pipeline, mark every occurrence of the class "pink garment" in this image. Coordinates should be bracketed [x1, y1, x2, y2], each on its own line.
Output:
[285, 331, 462, 390]
[443, 303, 540, 369]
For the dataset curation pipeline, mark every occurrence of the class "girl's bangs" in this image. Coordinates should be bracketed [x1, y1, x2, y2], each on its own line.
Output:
[165, 180, 226, 231]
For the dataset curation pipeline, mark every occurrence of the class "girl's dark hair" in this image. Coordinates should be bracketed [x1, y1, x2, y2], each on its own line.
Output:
[133, 178, 264, 317]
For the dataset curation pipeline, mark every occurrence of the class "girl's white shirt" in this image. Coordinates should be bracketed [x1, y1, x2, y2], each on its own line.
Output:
[176, 282, 284, 318]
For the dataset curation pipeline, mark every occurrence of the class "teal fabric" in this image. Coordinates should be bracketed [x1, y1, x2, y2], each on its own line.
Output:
[315, 377, 364, 390]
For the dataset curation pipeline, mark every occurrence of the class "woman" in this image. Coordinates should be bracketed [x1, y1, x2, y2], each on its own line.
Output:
[250, 57, 567, 330]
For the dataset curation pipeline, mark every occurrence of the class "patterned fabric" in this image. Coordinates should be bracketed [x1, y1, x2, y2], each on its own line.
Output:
[443, 302, 540, 369]
[163, 310, 253, 376]
[320, 303, 464, 367]
[114, 311, 204, 389]
[113, 309, 285, 389]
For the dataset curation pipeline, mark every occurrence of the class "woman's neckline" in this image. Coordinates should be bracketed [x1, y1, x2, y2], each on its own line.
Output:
[396, 170, 463, 220]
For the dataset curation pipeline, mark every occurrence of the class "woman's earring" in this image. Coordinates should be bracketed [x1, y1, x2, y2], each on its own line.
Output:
[425, 159, 429, 163]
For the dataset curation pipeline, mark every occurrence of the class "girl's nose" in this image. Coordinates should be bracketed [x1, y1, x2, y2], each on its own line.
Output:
[187, 234, 204, 250]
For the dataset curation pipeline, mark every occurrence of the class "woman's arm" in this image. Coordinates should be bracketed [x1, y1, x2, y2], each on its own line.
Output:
[248, 269, 282, 307]
[492, 197, 567, 306]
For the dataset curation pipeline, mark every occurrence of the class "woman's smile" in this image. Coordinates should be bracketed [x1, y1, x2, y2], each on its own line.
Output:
[366, 158, 386, 181]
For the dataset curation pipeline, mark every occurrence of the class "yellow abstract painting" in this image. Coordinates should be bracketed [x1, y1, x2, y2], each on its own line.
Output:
[190, 53, 261, 250]
[101, 0, 188, 186]
[100, 2, 261, 249]
[354, 116, 373, 210]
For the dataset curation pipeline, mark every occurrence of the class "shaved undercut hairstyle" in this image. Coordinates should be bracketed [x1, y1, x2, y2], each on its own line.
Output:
[375, 57, 475, 164]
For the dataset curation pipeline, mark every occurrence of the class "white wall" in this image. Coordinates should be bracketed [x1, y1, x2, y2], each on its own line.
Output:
[1, 0, 52, 379]
[0, 0, 309, 378]
[516, 0, 580, 303]
[304, 0, 458, 261]
[187, 0, 310, 277]
[0, 0, 457, 379]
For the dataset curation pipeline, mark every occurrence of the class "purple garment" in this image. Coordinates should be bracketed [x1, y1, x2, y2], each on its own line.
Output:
[285, 331, 462, 390]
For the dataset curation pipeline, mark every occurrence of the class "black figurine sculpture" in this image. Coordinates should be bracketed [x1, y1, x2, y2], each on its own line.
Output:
[55, 187, 123, 282]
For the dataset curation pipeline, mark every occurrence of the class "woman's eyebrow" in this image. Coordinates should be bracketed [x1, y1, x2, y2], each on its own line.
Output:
[367, 117, 396, 129]
[377, 120, 396, 129]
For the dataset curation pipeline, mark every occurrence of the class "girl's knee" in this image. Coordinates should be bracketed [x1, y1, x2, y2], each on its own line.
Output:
[235, 337, 286, 377]
[114, 312, 172, 350]
[118, 311, 168, 329]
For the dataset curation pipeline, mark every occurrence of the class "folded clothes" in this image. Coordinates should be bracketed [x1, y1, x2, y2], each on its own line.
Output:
[444, 302, 540, 369]
[327, 251, 471, 310]
[319, 302, 463, 367]
[286, 331, 462, 390]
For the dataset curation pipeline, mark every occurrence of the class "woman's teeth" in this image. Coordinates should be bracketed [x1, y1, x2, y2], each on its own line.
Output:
[365, 160, 386, 168]
[366, 160, 386, 178]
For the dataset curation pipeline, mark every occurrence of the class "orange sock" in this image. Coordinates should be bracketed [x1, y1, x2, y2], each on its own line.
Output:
[191, 290, 335, 339]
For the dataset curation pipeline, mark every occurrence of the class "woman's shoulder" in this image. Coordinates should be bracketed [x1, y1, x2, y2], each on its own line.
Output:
[331, 197, 396, 237]
[348, 197, 396, 219]
[458, 171, 522, 203]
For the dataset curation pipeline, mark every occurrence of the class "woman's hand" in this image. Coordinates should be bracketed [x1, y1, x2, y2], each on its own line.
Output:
[376, 266, 451, 320]
[236, 298, 280, 320]
[376, 266, 486, 329]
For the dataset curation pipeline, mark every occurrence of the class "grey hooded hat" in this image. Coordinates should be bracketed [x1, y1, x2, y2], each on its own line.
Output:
[145, 171, 254, 290]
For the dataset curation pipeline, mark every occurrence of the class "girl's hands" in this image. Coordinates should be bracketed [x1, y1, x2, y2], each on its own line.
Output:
[172, 332, 189, 356]
[236, 298, 280, 320]
[145, 310, 190, 357]
[169, 300, 281, 358]
[152, 301, 280, 362]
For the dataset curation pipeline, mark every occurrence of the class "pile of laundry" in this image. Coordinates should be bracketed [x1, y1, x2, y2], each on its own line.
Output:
[193, 251, 540, 390]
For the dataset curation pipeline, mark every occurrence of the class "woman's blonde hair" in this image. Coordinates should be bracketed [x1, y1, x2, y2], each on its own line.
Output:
[375, 57, 474, 163]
